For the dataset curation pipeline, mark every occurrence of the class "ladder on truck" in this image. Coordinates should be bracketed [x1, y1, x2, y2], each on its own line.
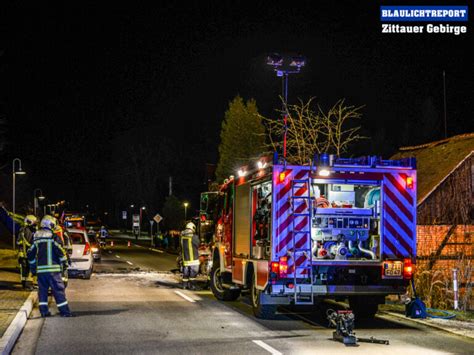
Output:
[290, 177, 314, 305]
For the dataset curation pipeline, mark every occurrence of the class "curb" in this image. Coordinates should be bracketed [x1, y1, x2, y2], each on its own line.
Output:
[380, 311, 474, 340]
[0, 291, 37, 355]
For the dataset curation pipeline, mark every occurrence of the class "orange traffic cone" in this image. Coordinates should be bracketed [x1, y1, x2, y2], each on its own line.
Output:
[110, 240, 114, 247]
[127, 241, 131, 247]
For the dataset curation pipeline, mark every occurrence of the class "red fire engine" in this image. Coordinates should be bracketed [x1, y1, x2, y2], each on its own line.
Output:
[210, 153, 416, 319]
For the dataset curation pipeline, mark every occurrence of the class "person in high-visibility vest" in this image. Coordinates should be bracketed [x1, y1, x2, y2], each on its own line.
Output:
[180, 222, 200, 290]
[27, 215, 73, 317]
[17, 215, 38, 289]
[53, 224, 72, 287]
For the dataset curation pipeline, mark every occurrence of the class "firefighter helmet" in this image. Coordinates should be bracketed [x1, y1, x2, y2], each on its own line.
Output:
[40, 215, 58, 230]
[24, 215, 38, 226]
[185, 222, 196, 232]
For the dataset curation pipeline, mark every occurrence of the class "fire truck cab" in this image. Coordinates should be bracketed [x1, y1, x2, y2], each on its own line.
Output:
[210, 154, 416, 319]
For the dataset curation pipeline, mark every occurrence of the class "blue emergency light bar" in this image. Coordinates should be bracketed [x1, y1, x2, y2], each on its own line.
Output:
[317, 155, 416, 169]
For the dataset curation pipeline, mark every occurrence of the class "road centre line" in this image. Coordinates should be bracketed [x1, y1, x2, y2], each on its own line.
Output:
[174, 290, 196, 303]
[150, 248, 164, 253]
[252, 340, 282, 355]
[126, 261, 133, 265]
[115, 255, 121, 259]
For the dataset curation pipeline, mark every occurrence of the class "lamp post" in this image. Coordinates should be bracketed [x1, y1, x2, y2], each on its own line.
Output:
[33, 188, 45, 217]
[183, 202, 189, 222]
[12, 158, 26, 249]
[266, 53, 305, 158]
[139, 206, 146, 238]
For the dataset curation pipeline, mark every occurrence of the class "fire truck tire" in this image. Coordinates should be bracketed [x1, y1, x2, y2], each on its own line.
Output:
[348, 296, 378, 320]
[210, 264, 240, 301]
[250, 274, 276, 319]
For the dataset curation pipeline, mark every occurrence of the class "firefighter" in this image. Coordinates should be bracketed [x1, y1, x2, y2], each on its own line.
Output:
[53, 224, 72, 287]
[27, 215, 73, 317]
[17, 215, 38, 289]
[180, 222, 200, 290]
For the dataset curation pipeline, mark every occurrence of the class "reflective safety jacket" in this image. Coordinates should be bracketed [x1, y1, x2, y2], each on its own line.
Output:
[17, 226, 35, 257]
[180, 232, 200, 267]
[27, 229, 68, 274]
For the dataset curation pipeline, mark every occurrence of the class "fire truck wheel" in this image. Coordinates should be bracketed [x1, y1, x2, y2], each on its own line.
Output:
[250, 274, 276, 319]
[210, 264, 240, 301]
[348, 296, 378, 320]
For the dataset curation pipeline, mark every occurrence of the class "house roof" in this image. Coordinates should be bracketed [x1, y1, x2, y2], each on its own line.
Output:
[391, 133, 474, 205]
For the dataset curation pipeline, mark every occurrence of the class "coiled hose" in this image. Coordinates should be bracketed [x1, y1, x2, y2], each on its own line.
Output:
[426, 308, 457, 319]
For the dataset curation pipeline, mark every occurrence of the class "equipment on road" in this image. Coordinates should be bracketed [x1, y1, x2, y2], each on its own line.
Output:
[128, 240, 131, 247]
[209, 153, 417, 319]
[327, 309, 389, 346]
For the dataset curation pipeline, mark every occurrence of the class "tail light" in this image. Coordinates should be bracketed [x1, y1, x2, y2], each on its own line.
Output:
[279, 256, 288, 278]
[271, 261, 279, 274]
[269, 256, 289, 279]
[83, 242, 91, 255]
[403, 258, 414, 279]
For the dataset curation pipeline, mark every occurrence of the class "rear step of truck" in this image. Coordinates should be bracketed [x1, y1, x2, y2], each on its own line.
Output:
[291, 178, 314, 305]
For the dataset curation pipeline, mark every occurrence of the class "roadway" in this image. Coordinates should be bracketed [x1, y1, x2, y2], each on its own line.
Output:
[13, 239, 474, 354]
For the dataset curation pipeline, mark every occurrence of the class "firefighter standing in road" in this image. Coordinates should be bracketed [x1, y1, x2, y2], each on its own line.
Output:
[53, 224, 72, 287]
[17, 215, 37, 289]
[27, 215, 73, 317]
[180, 222, 200, 290]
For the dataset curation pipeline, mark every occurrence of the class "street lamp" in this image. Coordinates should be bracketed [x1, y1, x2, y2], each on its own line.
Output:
[183, 202, 189, 222]
[139, 206, 146, 237]
[33, 188, 45, 216]
[266, 53, 305, 158]
[12, 158, 26, 249]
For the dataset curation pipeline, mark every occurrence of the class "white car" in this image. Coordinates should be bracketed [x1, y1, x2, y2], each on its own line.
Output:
[66, 228, 93, 279]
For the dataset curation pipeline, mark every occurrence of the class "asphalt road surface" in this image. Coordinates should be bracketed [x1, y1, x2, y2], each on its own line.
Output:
[13, 240, 474, 354]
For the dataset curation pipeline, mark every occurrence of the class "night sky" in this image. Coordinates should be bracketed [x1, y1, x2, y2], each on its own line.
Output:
[4, 1, 473, 220]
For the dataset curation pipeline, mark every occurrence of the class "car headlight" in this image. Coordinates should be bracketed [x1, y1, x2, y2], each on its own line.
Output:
[91, 247, 99, 252]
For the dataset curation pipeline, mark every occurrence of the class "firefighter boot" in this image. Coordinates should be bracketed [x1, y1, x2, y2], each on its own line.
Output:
[182, 280, 188, 289]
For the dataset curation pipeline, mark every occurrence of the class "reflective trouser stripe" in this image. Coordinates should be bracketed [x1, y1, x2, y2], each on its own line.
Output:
[57, 301, 68, 307]
[182, 278, 189, 282]
[39, 302, 48, 306]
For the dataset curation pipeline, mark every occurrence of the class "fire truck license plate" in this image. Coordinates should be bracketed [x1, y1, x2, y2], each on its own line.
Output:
[383, 261, 402, 278]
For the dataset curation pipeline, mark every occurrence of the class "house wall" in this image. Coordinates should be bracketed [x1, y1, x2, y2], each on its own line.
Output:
[418, 155, 473, 225]
[417, 225, 473, 309]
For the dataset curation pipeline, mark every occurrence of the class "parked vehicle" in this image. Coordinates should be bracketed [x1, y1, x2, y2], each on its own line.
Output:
[87, 232, 102, 261]
[66, 228, 93, 279]
[210, 154, 417, 320]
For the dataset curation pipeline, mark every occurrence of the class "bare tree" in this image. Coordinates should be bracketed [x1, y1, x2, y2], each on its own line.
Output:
[262, 98, 365, 164]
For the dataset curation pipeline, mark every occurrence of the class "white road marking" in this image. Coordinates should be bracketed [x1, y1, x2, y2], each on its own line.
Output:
[115, 255, 121, 259]
[126, 261, 133, 265]
[252, 340, 282, 355]
[134, 244, 143, 248]
[150, 248, 164, 253]
[174, 290, 196, 303]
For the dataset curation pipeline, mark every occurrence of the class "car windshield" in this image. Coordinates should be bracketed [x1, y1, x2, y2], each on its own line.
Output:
[69, 232, 86, 244]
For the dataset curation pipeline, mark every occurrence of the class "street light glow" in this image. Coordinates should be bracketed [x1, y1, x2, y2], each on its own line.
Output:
[183, 202, 189, 207]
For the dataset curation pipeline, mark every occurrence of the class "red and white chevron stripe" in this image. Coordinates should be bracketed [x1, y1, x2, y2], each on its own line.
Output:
[382, 172, 417, 259]
[272, 166, 311, 277]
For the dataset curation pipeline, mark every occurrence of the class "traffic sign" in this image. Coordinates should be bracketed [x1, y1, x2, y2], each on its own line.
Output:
[153, 214, 163, 224]
[132, 214, 140, 227]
